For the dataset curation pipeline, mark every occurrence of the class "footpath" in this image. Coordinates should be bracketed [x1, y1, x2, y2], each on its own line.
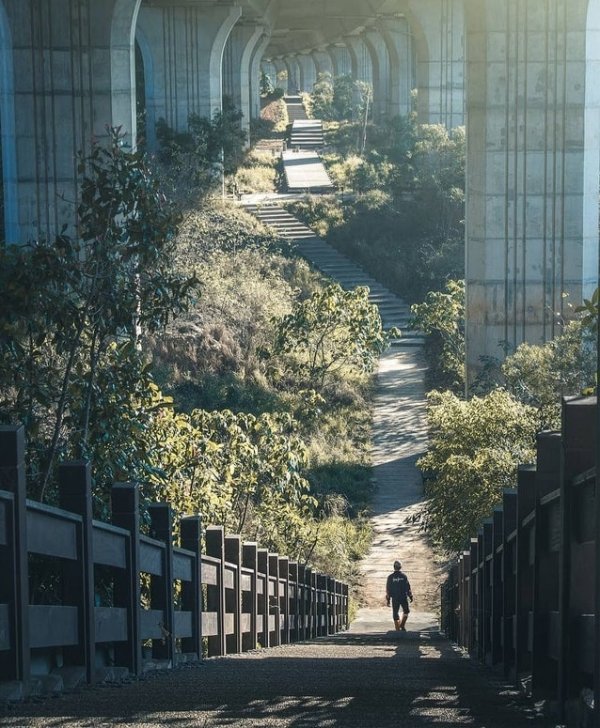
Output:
[1, 206, 554, 727]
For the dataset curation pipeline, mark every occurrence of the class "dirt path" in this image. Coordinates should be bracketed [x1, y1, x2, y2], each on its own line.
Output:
[353, 347, 441, 633]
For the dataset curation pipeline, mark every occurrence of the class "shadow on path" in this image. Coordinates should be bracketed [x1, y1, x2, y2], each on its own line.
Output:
[1, 628, 552, 728]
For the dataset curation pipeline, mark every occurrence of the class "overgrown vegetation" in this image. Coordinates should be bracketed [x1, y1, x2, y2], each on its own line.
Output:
[0, 134, 379, 592]
[414, 279, 598, 553]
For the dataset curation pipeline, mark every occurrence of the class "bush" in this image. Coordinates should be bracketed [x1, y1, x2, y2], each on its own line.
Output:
[419, 389, 539, 553]
[233, 165, 277, 193]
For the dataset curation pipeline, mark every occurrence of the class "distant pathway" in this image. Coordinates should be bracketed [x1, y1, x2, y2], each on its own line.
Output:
[243, 200, 440, 626]
[352, 346, 441, 634]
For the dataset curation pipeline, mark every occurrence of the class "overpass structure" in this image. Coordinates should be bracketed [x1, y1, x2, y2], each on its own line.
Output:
[0, 0, 599, 375]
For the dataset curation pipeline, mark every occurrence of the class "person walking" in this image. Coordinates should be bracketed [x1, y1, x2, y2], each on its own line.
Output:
[386, 560, 413, 631]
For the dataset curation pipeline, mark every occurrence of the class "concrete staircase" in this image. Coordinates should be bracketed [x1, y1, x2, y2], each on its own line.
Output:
[290, 119, 324, 150]
[284, 95, 308, 122]
[243, 202, 424, 347]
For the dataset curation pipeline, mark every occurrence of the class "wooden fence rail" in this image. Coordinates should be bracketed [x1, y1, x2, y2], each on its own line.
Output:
[440, 395, 599, 722]
[0, 425, 349, 689]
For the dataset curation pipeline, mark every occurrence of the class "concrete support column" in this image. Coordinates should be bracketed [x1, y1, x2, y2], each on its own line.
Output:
[328, 44, 352, 77]
[405, 0, 465, 128]
[378, 15, 414, 118]
[296, 53, 317, 92]
[136, 2, 241, 133]
[363, 30, 391, 121]
[222, 23, 264, 139]
[273, 59, 289, 93]
[312, 50, 334, 77]
[8, 0, 140, 242]
[465, 0, 599, 382]
[249, 33, 272, 120]
[344, 35, 373, 85]
[285, 56, 301, 93]
[261, 60, 277, 85]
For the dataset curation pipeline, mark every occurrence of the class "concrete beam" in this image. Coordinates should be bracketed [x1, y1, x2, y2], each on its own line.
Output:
[377, 15, 414, 117]
[363, 30, 391, 121]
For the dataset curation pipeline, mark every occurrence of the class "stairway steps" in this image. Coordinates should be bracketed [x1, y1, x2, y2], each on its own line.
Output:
[243, 201, 422, 347]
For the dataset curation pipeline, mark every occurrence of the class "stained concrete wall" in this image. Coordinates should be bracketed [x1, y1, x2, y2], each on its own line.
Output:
[222, 22, 264, 138]
[465, 0, 600, 381]
[406, 0, 465, 128]
[378, 15, 414, 117]
[136, 3, 240, 132]
[3, 0, 140, 242]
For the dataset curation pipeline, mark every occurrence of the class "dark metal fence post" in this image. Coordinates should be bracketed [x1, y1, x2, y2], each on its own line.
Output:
[279, 557, 290, 644]
[269, 554, 280, 647]
[205, 526, 226, 656]
[0, 425, 30, 682]
[242, 542, 258, 652]
[257, 548, 269, 648]
[58, 461, 95, 683]
[225, 535, 242, 655]
[111, 483, 141, 676]
[180, 515, 202, 659]
[148, 504, 175, 664]
[298, 564, 307, 641]
[288, 561, 299, 642]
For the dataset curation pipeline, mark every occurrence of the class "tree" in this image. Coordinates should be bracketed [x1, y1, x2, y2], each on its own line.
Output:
[501, 319, 596, 427]
[267, 283, 391, 387]
[311, 72, 334, 120]
[260, 71, 274, 97]
[418, 388, 538, 553]
[410, 279, 465, 392]
[0, 128, 197, 501]
[332, 75, 356, 120]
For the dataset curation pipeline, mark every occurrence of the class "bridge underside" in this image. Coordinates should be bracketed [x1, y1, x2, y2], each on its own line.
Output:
[0, 0, 598, 373]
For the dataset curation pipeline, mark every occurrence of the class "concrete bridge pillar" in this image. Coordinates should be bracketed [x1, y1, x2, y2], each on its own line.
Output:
[363, 30, 391, 121]
[285, 56, 301, 93]
[136, 2, 241, 134]
[378, 15, 414, 118]
[328, 44, 352, 77]
[344, 35, 374, 86]
[296, 53, 317, 92]
[222, 23, 265, 139]
[5, 0, 141, 242]
[272, 59, 289, 93]
[465, 0, 600, 382]
[312, 50, 334, 78]
[249, 33, 271, 120]
[405, 0, 465, 128]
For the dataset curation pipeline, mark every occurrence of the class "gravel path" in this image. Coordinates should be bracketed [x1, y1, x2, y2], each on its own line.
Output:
[1, 627, 550, 727]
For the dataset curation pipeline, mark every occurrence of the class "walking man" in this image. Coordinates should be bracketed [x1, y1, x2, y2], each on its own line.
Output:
[386, 560, 413, 631]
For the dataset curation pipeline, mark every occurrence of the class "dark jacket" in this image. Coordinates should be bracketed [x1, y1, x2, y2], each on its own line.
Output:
[386, 570, 412, 601]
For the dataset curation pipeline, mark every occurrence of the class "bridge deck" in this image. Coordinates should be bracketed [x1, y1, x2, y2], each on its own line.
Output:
[282, 150, 334, 191]
[2, 624, 549, 726]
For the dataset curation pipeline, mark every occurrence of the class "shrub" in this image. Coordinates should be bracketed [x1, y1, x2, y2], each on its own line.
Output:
[419, 389, 539, 553]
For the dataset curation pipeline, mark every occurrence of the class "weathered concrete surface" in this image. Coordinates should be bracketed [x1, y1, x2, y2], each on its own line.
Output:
[282, 150, 334, 191]
[464, 0, 598, 381]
